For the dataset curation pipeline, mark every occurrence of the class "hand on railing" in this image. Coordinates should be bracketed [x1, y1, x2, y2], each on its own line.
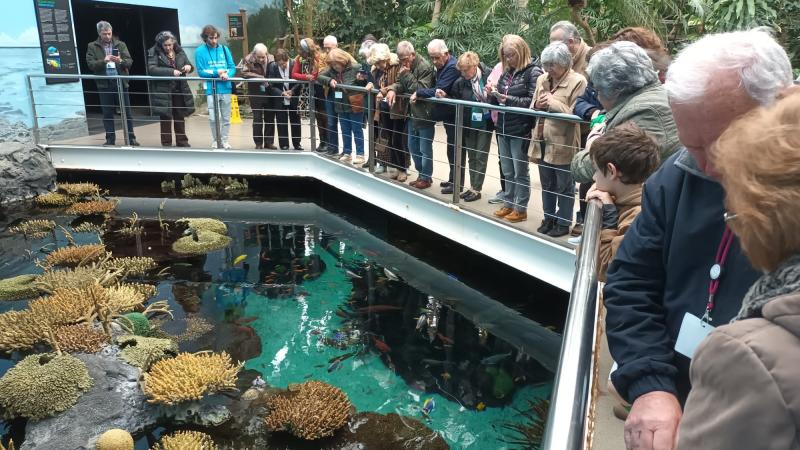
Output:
[409, 92, 417, 104]
[329, 79, 338, 89]
[435, 89, 447, 98]
[385, 90, 396, 107]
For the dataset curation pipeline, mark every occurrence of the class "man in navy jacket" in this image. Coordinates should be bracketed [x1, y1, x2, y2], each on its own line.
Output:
[414, 39, 460, 194]
[604, 29, 794, 450]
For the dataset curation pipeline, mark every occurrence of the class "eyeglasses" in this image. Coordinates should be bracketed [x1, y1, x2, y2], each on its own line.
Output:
[723, 212, 738, 222]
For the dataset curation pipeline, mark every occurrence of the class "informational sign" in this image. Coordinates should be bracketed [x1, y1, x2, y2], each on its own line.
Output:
[227, 13, 245, 40]
[33, 0, 79, 84]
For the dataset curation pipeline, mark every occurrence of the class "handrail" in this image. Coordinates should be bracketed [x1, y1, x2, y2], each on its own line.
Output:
[542, 198, 602, 450]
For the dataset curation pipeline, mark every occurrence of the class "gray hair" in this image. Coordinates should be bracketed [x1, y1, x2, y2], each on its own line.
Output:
[397, 41, 415, 56]
[541, 42, 572, 69]
[587, 41, 658, 100]
[666, 29, 792, 106]
[323, 35, 338, 46]
[253, 43, 268, 55]
[96, 21, 112, 34]
[550, 21, 581, 42]
[427, 39, 448, 54]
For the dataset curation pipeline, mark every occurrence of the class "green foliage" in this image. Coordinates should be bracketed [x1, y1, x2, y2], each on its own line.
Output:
[705, 0, 777, 31]
[248, 6, 290, 49]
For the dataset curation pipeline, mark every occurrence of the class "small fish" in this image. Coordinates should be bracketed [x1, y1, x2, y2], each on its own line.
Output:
[171, 262, 193, 267]
[476, 402, 486, 412]
[233, 254, 247, 265]
[304, 373, 313, 379]
[285, 231, 296, 240]
[335, 309, 350, 318]
[383, 267, 400, 281]
[415, 315, 427, 331]
[327, 360, 343, 372]
[441, 372, 451, 381]
[234, 316, 258, 325]
[372, 336, 391, 353]
[436, 333, 454, 346]
[252, 376, 266, 388]
[481, 352, 512, 365]
[422, 397, 436, 418]
[345, 270, 363, 279]
[310, 329, 322, 335]
[421, 358, 447, 367]
[355, 305, 402, 314]
[384, 354, 397, 372]
[314, 364, 325, 368]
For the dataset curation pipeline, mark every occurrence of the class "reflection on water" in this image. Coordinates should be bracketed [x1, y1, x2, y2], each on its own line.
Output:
[0, 201, 556, 449]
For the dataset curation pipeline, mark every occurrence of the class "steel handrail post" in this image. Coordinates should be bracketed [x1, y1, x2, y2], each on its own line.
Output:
[366, 90, 375, 172]
[308, 81, 317, 152]
[212, 79, 223, 149]
[26, 75, 40, 146]
[116, 77, 130, 146]
[452, 104, 465, 204]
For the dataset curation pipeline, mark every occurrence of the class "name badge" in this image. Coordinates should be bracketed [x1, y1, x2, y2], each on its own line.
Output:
[471, 112, 483, 122]
[335, 91, 343, 99]
[106, 62, 116, 69]
[259, 85, 266, 92]
[674, 312, 715, 358]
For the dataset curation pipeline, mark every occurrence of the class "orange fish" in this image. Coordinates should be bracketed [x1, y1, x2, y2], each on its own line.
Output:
[436, 333, 454, 346]
[372, 336, 392, 353]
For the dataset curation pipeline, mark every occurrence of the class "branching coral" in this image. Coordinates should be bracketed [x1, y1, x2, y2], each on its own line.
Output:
[0, 353, 92, 420]
[174, 316, 214, 342]
[43, 244, 106, 268]
[57, 182, 100, 197]
[65, 199, 117, 216]
[264, 380, 353, 440]
[172, 230, 231, 255]
[116, 212, 143, 237]
[8, 219, 55, 239]
[151, 430, 218, 450]
[35, 265, 118, 294]
[71, 221, 106, 234]
[55, 324, 109, 353]
[101, 257, 157, 277]
[105, 284, 149, 314]
[176, 218, 227, 235]
[0, 310, 43, 352]
[181, 185, 218, 198]
[500, 398, 549, 449]
[34, 192, 75, 207]
[0, 274, 41, 301]
[116, 335, 178, 369]
[143, 351, 242, 405]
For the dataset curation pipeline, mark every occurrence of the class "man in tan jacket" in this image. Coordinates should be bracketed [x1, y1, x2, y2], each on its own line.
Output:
[549, 20, 591, 78]
[584, 122, 660, 282]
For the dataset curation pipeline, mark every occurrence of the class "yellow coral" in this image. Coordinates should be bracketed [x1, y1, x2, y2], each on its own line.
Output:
[8, 219, 55, 239]
[96, 429, 133, 450]
[55, 324, 108, 354]
[116, 335, 178, 369]
[264, 380, 353, 440]
[101, 257, 157, 277]
[34, 192, 75, 207]
[105, 284, 148, 314]
[71, 221, 106, 234]
[150, 430, 217, 450]
[57, 182, 100, 197]
[0, 275, 41, 301]
[0, 353, 92, 420]
[43, 244, 106, 268]
[172, 230, 232, 255]
[0, 310, 43, 351]
[176, 218, 227, 235]
[143, 352, 242, 405]
[29, 287, 96, 326]
[65, 199, 117, 216]
[0, 438, 14, 450]
[35, 265, 116, 294]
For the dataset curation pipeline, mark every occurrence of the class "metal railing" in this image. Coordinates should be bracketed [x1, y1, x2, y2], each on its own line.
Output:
[27, 72, 603, 449]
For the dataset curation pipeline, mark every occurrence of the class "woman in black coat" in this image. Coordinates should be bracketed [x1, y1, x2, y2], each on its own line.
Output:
[147, 31, 196, 147]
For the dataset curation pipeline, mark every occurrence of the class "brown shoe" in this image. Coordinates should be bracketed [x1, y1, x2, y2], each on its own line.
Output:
[415, 180, 431, 189]
[505, 210, 528, 223]
[571, 223, 584, 236]
[397, 171, 408, 182]
[494, 207, 514, 218]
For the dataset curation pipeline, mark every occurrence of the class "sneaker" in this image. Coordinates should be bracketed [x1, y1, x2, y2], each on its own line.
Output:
[488, 191, 505, 204]
[568, 235, 582, 246]
[440, 181, 452, 188]
[222, 142, 232, 150]
[387, 168, 398, 179]
[396, 171, 407, 182]
[374, 164, 385, 174]
[547, 224, 570, 237]
[462, 190, 481, 202]
[211, 141, 218, 149]
[352, 155, 365, 165]
[339, 154, 351, 162]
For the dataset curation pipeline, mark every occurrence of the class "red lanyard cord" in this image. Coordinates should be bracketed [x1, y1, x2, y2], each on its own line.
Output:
[706, 226, 735, 316]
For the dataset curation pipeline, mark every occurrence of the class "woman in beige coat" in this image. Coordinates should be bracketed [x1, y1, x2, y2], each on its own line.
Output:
[677, 89, 800, 449]
[531, 42, 586, 237]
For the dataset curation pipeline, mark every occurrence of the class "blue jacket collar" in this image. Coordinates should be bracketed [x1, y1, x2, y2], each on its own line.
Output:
[674, 148, 716, 183]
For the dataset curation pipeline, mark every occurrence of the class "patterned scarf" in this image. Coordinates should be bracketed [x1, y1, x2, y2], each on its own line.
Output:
[735, 254, 800, 320]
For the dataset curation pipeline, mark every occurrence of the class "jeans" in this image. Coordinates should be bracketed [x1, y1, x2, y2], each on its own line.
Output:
[325, 93, 340, 152]
[339, 112, 364, 156]
[463, 127, 491, 192]
[497, 135, 531, 213]
[276, 103, 301, 148]
[539, 161, 576, 226]
[98, 84, 135, 143]
[207, 94, 232, 145]
[444, 122, 456, 183]
[408, 122, 434, 181]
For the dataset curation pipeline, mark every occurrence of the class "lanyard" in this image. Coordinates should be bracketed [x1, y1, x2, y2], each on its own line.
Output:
[703, 226, 735, 322]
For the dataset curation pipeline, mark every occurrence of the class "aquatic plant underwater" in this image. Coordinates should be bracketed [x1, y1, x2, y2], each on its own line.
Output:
[0, 181, 554, 449]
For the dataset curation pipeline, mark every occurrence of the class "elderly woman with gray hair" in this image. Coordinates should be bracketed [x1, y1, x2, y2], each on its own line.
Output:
[146, 31, 195, 147]
[570, 41, 680, 187]
[532, 42, 587, 237]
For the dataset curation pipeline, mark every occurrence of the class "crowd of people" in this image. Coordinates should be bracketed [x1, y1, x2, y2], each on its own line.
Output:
[85, 16, 800, 450]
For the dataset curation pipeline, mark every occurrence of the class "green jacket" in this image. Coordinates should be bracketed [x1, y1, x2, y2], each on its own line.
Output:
[387, 56, 435, 128]
[571, 82, 680, 183]
[318, 62, 366, 114]
[86, 37, 133, 88]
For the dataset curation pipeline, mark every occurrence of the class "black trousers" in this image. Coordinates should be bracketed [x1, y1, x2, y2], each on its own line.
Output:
[98, 84, 135, 142]
[275, 102, 301, 148]
[379, 111, 408, 170]
[251, 95, 275, 147]
[444, 122, 456, 182]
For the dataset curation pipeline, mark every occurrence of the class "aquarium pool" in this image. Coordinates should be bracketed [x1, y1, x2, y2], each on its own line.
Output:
[0, 194, 565, 449]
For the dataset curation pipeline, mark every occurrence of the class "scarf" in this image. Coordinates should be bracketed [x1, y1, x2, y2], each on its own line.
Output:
[735, 254, 800, 320]
[470, 68, 485, 102]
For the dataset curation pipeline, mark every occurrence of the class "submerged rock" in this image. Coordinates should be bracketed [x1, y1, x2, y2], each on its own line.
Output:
[0, 141, 56, 205]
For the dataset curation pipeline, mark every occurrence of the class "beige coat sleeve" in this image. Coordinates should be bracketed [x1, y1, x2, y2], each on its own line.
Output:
[677, 327, 797, 450]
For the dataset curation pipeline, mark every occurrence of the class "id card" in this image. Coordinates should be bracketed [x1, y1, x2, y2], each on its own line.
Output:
[674, 312, 715, 358]
[259, 85, 266, 92]
[106, 62, 116, 70]
[335, 91, 343, 99]
[471, 112, 483, 122]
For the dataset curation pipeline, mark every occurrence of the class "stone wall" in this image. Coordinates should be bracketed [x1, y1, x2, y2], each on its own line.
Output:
[0, 118, 56, 204]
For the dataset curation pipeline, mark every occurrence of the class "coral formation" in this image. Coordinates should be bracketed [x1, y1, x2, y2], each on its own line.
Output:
[181, 185, 218, 198]
[96, 429, 134, 450]
[177, 218, 228, 235]
[143, 351, 242, 405]
[0, 353, 92, 420]
[0, 438, 14, 450]
[102, 257, 157, 277]
[43, 243, 106, 268]
[55, 324, 108, 353]
[264, 380, 353, 440]
[35, 265, 116, 293]
[34, 192, 75, 207]
[57, 182, 100, 197]
[174, 316, 214, 342]
[0, 274, 41, 301]
[71, 221, 106, 234]
[172, 230, 232, 255]
[500, 398, 549, 449]
[116, 335, 178, 369]
[105, 284, 149, 313]
[116, 212, 143, 237]
[0, 310, 43, 351]
[118, 312, 151, 335]
[150, 430, 218, 450]
[8, 219, 55, 239]
[65, 199, 117, 216]
[29, 287, 96, 326]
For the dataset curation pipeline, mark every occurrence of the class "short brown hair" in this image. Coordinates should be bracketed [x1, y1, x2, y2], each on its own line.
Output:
[590, 122, 660, 184]
[275, 48, 289, 63]
[611, 27, 671, 73]
[456, 51, 480, 70]
[712, 87, 800, 272]
[201, 25, 220, 42]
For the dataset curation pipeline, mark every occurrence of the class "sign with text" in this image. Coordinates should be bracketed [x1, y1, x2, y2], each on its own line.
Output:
[227, 13, 245, 40]
[33, 0, 79, 84]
